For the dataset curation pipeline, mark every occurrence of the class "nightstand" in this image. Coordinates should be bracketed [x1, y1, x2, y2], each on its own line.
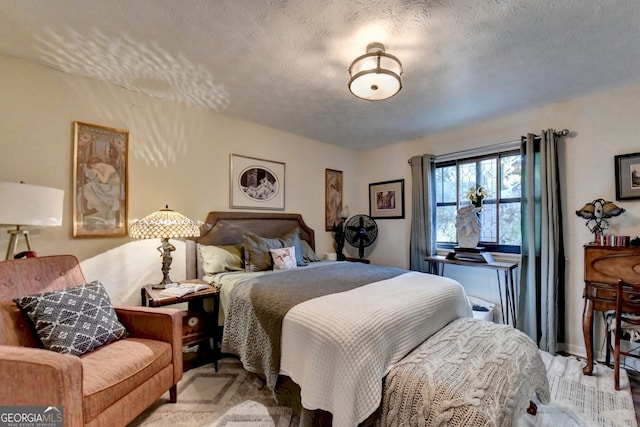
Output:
[141, 281, 222, 371]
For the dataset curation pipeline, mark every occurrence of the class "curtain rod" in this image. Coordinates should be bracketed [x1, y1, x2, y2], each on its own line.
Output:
[407, 129, 571, 164]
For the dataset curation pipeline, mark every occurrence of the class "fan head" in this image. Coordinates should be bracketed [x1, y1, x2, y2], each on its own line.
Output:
[344, 214, 378, 259]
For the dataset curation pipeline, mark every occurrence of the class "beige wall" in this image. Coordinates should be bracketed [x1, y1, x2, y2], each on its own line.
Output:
[362, 82, 640, 356]
[3, 54, 640, 356]
[0, 55, 360, 261]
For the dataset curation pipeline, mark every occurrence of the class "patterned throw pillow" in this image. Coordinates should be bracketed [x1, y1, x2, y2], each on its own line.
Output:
[14, 281, 127, 356]
[270, 246, 297, 270]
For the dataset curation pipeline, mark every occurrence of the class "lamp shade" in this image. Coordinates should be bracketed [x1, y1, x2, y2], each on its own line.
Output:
[0, 182, 64, 226]
[129, 207, 200, 239]
[348, 42, 403, 101]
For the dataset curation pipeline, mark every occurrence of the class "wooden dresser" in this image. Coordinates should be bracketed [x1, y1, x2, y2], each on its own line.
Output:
[582, 245, 640, 375]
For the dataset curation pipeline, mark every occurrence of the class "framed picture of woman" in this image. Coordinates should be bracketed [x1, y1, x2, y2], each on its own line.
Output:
[325, 169, 343, 231]
[72, 122, 129, 238]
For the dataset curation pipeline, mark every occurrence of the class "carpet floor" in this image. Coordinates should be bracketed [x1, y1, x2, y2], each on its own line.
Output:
[130, 352, 636, 427]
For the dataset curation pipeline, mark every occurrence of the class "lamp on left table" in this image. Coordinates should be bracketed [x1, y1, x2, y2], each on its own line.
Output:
[129, 205, 200, 289]
[0, 182, 64, 260]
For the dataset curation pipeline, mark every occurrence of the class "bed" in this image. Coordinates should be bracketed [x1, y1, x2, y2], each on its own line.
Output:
[185, 211, 475, 426]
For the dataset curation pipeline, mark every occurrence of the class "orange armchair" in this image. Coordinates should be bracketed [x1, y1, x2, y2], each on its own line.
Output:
[0, 255, 183, 426]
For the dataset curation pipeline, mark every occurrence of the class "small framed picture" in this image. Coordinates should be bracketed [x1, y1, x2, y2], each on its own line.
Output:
[615, 152, 640, 200]
[369, 179, 405, 219]
[325, 169, 343, 230]
[72, 121, 129, 238]
[230, 154, 285, 210]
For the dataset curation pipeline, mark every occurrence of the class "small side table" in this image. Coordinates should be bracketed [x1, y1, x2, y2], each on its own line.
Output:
[425, 255, 518, 326]
[141, 281, 222, 371]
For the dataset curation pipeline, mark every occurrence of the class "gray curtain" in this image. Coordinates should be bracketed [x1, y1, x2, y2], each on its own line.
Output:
[518, 130, 565, 353]
[410, 154, 436, 272]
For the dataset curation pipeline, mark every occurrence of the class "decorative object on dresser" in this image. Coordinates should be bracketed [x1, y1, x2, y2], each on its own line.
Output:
[348, 42, 403, 101]
[614, 151, 640, 200]
[344, 214, 378, 262]
[369, 179, 405, 219]
[581, 245, 640, 389]
[575, 198, 625, 241]
[0, 181, 64, 260]
[129, 206, 200, 289]
[72, 121, 129, 238]
[230, 154, 285, 210]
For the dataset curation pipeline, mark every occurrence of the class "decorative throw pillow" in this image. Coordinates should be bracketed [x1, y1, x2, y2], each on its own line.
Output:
[300, 240, 321, 262]
[243, 232, 283, 272]
[200, 244, 245, 274]
[279, 228, 308, 266]
[14, 281, 128, 356]
[270, 247, 297, 270]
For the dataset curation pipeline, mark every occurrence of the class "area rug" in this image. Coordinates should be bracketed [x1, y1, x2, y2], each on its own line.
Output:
[130, 352, 636, 427]
[516, 351, 637, 427]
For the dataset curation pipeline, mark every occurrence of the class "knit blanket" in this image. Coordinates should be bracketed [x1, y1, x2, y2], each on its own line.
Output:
[279, 271, 472, 427]
[378, 318, 550, 427]
[221, 263, 406, 389]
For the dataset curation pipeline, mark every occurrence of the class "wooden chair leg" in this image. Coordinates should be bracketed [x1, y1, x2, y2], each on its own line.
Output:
[606, 318, 612, 367]
[169, 385, 178, 403]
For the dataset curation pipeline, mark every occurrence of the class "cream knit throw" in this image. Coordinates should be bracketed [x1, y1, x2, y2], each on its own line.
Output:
[378, 318, 550, 427]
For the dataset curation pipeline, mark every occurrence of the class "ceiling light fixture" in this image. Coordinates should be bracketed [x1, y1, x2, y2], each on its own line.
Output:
[348, 42, 403, 101]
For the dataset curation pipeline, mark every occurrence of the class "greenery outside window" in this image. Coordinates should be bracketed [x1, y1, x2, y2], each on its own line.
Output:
[435, 149, 521, 253]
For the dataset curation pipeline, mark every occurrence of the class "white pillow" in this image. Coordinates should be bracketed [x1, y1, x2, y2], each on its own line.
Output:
[270, 246, 297, 270]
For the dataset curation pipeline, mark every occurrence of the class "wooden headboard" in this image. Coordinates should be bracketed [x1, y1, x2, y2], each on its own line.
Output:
[185, 211, 315, 279]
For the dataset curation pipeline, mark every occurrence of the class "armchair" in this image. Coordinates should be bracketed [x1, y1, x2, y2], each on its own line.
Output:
[0, 255, 183, 426]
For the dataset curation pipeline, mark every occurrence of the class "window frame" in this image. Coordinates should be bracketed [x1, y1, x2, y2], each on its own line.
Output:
[435, 149, 521, 254]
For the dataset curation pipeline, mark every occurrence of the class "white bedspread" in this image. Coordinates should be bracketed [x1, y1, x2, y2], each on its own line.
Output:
[279, 271, 472, 427]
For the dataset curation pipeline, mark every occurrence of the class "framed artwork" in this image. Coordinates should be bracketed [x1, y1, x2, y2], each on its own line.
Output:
[230, 154, 285, 210]
[369, 179, 405, 219]
[615, 152, 640, 200]
[72, 121, 129, 238]
[325, 169, 343, 230]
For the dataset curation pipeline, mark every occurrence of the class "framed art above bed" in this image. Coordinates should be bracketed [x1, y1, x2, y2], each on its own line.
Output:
[230, 154, 285, 210]
[369, 179, 405, 219]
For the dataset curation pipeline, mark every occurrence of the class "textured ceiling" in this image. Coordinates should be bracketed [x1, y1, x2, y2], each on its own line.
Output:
[1, 0, 639, 150]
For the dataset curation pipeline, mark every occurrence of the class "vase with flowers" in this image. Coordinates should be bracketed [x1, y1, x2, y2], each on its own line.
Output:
[467, 184, 487, 209]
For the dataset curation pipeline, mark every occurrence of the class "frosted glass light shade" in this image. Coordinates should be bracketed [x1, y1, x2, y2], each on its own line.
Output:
[348, 42, 403, 101]
[0, 182, 64, 226]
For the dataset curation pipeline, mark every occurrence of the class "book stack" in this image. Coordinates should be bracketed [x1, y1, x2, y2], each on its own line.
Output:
[597, 235, 630, 247]
[159, 282, 210, 298]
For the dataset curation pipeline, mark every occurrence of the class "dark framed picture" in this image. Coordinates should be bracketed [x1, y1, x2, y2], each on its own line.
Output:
[369, 179, 405, 219]
[615, 152, 640, 200]
[325, 169, 343, 231]
[72, 121, 129, 238]
[230, 154, 285, 210]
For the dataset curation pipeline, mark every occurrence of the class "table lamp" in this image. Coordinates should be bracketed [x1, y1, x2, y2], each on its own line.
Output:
[0, 182, 64, 260]
[129, 205, 200, 289]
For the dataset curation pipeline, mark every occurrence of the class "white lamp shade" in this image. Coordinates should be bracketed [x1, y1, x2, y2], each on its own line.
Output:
[0, 182, 64, 226]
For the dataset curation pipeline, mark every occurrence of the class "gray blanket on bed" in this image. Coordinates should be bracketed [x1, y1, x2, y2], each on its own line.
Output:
[221, 262, 406, 389]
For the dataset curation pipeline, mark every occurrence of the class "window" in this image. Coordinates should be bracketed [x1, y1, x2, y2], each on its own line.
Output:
[435, 149, 521, 253]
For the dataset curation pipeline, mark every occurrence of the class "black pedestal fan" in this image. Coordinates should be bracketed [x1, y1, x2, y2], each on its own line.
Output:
[344, 214, 378, 261]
